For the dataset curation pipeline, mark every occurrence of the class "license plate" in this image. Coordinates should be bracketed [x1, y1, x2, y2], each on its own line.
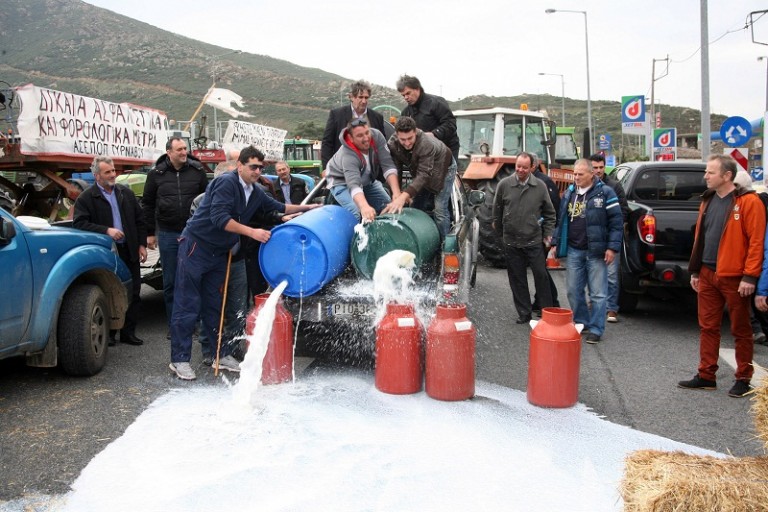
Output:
[329, 302, 375, 317]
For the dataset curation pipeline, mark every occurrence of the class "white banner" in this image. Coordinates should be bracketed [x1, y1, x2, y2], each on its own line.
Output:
[15, 84, 168, 163]
[221, 120, 287, 161]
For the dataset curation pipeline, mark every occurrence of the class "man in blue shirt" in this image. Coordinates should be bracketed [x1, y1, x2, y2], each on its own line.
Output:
[169, 146, 319, 380]
[274, 161, 309, 205]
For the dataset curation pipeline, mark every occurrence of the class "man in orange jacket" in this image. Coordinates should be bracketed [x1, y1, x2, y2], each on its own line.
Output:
[680, 155, 765, 398]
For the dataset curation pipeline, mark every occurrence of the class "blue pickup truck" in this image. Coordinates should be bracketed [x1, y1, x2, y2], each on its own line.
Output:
[0, 208, 132, 375]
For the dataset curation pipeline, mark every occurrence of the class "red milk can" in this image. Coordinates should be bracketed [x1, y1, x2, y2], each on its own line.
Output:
[375, 302, 423, 394]
[425, 303, 476, 401]
[245, 293, 294, 385]
[527, 307, 581, 408]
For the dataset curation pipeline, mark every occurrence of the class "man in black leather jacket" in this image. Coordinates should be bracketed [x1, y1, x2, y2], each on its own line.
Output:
[396, 74, 460, 164]
[142, 136, 208, 326]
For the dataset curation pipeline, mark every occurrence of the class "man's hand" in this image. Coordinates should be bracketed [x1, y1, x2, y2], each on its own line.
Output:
[604, 249, 616, 264]
[147, 235, 157, 250]
[107, 227, 125, 241]
[249, 227, 271, 243]
[756, 295, 768, 312]
[382, 192, 410, 215]
[690, 276, 699, 293]
[360, 204, 376, 223]
[738, 280, 755, 298]
[138, 245, 147, 263]
[281, 212, 302, 222]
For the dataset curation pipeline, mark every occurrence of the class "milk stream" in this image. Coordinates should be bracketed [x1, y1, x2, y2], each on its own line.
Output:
[232, 280, 288, 407]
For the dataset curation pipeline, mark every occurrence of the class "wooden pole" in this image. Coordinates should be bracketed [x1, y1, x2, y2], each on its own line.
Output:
[214, 249, 233, 377]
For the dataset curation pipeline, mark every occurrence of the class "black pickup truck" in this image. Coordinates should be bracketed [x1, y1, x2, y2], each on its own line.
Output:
[613, 161, 706, 312]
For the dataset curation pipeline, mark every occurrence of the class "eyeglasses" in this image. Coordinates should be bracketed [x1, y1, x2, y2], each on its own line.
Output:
[350, 118, 368, 128]
[247, 163, 265, 171]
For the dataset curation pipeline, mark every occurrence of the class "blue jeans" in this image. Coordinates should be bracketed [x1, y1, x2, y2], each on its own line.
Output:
[412, 159, 457, 238]
[331, 181, 391, 221]
[157, 229, 182, 322]
[196, 258, 248, 359]
[565, 247, 608, 336]
[170, 236, 232, 363]
[606, 254, 619, 313]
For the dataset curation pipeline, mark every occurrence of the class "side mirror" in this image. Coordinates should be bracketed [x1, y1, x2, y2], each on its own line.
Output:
[467, 189, 485, 207]
[0, 216, 17, 245]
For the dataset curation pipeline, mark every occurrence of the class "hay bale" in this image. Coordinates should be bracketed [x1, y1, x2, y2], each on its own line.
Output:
[751, 366, 768, 452]
[620, 449, 768, 512]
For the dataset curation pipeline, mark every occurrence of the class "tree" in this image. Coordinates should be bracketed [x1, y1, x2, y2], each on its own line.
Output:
[291, 121, 324, 140]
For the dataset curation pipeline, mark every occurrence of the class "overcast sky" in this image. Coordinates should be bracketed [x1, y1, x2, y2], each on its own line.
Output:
[83, 0, 768, 122]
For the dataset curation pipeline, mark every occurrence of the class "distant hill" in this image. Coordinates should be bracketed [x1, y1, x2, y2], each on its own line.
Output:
[0, 0, 726, 156]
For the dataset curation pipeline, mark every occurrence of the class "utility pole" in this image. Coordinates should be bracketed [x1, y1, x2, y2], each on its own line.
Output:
[648, 55, 669, 159]
[700, 0, 711, 160]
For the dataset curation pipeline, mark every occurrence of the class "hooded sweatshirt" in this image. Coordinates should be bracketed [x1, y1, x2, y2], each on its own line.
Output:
[325, 127, 398, 198]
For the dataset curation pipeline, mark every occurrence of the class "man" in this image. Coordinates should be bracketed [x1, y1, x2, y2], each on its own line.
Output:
[321, 80, 386, 172]
[74, 156, 147, 346]
[142, 137, 208, 329]
[325, 118, 401, 223]
[492, 152, 556, 324]
[552, 159, 623, 344]
[383, 116, 456, 238]
[396, 75, 460, 164]
[274, 161, 309, 205]
[590, 153, 628, 323]
[169, 146, 320, 380]
[680, 155, 765, 398]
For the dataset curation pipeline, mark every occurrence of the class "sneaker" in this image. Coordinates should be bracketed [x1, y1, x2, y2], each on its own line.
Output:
[607, 311, 618, 323]
[212, 355, 241, 373]
[728, 380, 754, 398]
[585, 333, 601, 344]
[169, 362, 196, 381]
[677, 374, 716, 390]
[753, 331, 767, 345]
[202, 356, 214, 367]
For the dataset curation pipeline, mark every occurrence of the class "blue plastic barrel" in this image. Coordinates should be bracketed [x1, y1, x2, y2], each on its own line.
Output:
[259, 205, 357, 297]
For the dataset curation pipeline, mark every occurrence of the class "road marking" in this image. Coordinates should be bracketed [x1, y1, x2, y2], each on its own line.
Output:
[719, 348, 768, 381]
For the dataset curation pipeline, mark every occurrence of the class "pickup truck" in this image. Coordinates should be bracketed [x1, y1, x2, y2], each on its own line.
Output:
[284, 177, 484, 363]
[613, 161, 706, 312]
[0, 208, 132, 375]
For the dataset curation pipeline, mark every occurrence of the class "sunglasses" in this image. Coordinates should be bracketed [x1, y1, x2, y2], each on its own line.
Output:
[350, 118, 368, 128]
[246, 163, 265, 171]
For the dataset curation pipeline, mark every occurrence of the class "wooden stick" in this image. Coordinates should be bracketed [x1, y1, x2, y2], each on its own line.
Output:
[214, 249, 233, 377]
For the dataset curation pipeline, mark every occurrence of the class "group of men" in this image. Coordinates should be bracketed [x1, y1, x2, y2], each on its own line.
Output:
[72, 73, 762, 398]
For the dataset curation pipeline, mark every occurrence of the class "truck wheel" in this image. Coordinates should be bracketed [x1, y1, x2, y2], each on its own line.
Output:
[476, 167, 513, 268]
[58, 284, 110, 376]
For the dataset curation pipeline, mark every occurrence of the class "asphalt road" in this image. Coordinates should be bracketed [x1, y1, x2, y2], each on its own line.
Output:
[1, 260, 767, 504]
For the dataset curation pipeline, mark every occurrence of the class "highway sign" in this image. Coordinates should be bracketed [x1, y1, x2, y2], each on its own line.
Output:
[719, 116, 752, 147]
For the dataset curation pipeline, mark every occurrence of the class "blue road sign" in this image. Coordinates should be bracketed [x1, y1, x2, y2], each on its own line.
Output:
[720, 116, 752, 147]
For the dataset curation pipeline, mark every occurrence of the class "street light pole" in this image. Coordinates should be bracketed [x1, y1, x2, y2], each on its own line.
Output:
[538, 72, 566, 127]
[759, 56, 768, 113]
[545, 8, 593, 154]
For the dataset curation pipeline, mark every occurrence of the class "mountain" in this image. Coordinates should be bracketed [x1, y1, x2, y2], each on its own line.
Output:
[0, 0, 725, 155]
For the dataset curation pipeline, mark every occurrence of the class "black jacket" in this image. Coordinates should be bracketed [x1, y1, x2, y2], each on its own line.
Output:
[73, 183, 147, 263]
[274, 175, 309, 205]
[321, 106, 386, 169]
[401, 91, 460, 160]
[142, 153, 208, 235]
[601, 173, 629, 223]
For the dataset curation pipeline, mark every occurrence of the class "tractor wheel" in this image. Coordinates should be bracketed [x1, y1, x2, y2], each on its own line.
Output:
[476, 166, 514, 268]
[58, 284, 110, 376]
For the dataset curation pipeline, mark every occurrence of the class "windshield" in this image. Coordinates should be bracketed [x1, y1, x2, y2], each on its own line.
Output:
[457, 114, 547, 163]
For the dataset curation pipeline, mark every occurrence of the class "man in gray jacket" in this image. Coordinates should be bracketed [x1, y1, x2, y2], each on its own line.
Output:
[383, 116, 456, 237]
[493, 152, 556, 324]
[326, 118, 401, 223]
